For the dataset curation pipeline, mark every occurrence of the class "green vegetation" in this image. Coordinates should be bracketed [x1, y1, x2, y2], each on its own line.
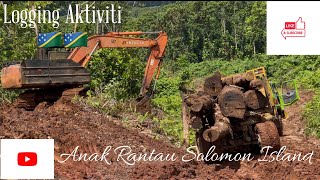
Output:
[0, 88, 19, 103]
[124, 1, 266, 61]
[304, 90, 320, 138]
[152, 55, 320, 143]
[0, 1, 319, 144]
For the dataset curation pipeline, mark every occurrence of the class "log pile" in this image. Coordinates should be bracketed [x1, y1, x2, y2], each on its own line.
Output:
[183, 71, 271, 141]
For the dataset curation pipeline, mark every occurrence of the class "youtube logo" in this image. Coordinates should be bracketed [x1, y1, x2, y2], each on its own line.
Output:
[17, 152, 38, 166]
[1, 139, 54, 179]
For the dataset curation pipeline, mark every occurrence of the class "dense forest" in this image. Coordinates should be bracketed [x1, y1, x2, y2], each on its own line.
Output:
[0, 1, 265, 61]
[0, 1, 319, 144]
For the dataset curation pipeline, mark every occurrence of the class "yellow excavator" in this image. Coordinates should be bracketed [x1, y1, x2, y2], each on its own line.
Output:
[244, 67, 299, 135]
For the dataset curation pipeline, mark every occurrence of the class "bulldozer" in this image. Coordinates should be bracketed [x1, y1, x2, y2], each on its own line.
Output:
[0, 31, 168, 112]
[182, 67, 299, 160]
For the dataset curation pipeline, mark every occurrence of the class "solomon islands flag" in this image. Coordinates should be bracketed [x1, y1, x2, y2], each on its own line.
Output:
[38, 32, 62, 48]
[64, 32, 88, 48]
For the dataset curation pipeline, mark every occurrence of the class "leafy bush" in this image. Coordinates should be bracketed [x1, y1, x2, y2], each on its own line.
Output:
[304, 91, 320, 138]
[80, 85, 129, 117]
[88, 48, 145, 99]
[0, 88, 19, 104]
[158, 117, 183, 144]
[79, 48, 147, 116]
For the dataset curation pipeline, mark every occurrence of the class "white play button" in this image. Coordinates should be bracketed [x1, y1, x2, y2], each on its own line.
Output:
[1, 139, 54, 179]
[17, 152, 38, 166]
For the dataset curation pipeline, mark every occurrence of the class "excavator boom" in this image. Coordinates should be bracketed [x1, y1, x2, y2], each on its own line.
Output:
[67, 31, 168, 95]
[0, 31, 168, 112]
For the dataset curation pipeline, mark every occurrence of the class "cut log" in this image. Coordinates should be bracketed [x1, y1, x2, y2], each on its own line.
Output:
[190, 116, 203, 129]
[232, 74, 243, 86]
[231, 72, 255, 87]
[203, 122, 229, 142]
[221, 76, 233, 86]
[190, 99, 203, 112]
[244, 90, 267, 110]
[185, 94, 199, 106]
[203, 71, 223, 97]
[242, 71, 255, 82]
[249, 79, 264, 89]
[190, 95, 212, 113]
[218, 86, 246, 119]
[203, 104, 230, 142]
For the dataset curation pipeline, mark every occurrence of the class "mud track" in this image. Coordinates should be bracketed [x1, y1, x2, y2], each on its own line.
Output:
[0, 90, 319, 179]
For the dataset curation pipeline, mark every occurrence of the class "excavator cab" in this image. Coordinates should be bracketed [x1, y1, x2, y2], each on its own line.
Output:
[269, 80, 299, 136]
[270, 80, 300, 112]
[280, 80, 300, 105]
[246, 67, 300, 113]
[246, 67, 300, 135]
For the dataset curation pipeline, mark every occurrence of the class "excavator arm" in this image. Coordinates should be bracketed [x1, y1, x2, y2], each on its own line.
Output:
[67, 31, 168, 97]
[0, 31, 167, 113]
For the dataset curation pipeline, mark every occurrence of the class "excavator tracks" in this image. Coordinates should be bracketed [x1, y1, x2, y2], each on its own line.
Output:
[14, 87, 88, 110]
[60, 87, 88, 102]
[14, 90, 38, 110]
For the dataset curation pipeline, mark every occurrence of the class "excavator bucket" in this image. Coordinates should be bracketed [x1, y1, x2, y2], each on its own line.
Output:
[134, 95, 152, 114]
[1, 60, 91, 89]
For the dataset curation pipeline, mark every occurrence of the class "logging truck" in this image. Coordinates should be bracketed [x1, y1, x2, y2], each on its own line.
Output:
[182, 67, 299, 160]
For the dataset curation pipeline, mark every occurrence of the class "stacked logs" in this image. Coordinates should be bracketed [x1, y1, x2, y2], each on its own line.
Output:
[183, 71, 270, 142]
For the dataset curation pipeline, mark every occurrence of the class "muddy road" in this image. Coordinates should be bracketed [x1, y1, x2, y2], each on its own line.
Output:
[0, 90, 319, 179]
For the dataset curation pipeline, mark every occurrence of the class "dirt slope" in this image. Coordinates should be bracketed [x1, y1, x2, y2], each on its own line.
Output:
[0, 90, 319, 179]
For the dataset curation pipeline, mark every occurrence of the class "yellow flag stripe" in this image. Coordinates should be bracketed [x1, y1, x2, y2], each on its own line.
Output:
[39, 32, 62, 48]
[65, 32, 88, 48]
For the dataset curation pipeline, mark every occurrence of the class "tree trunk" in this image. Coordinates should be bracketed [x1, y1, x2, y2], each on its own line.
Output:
[31, 5, 38, 36]
[190, 116, 202, 129]
[96, 22, 99, 34]
[221, 76, 233, 86]
[249, 79, 263, 89]
[101, 22, 104, 33]
[31, 3, 41, 60]
[74, 1, 95, 32]
[233, 2, 238, 51]
[231, 72, 254, 87]
[203, 71, 223, 97]
[73, 4, 80, 32]
[95, 1, 99, 34]
[244, 90, 267, 110]
[189, 95, 212, 113]
[218, 86, 246, 119]
[221, 7, 226, 36]
[232, 74, 243, 86]
[203, 104, 230, 142]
